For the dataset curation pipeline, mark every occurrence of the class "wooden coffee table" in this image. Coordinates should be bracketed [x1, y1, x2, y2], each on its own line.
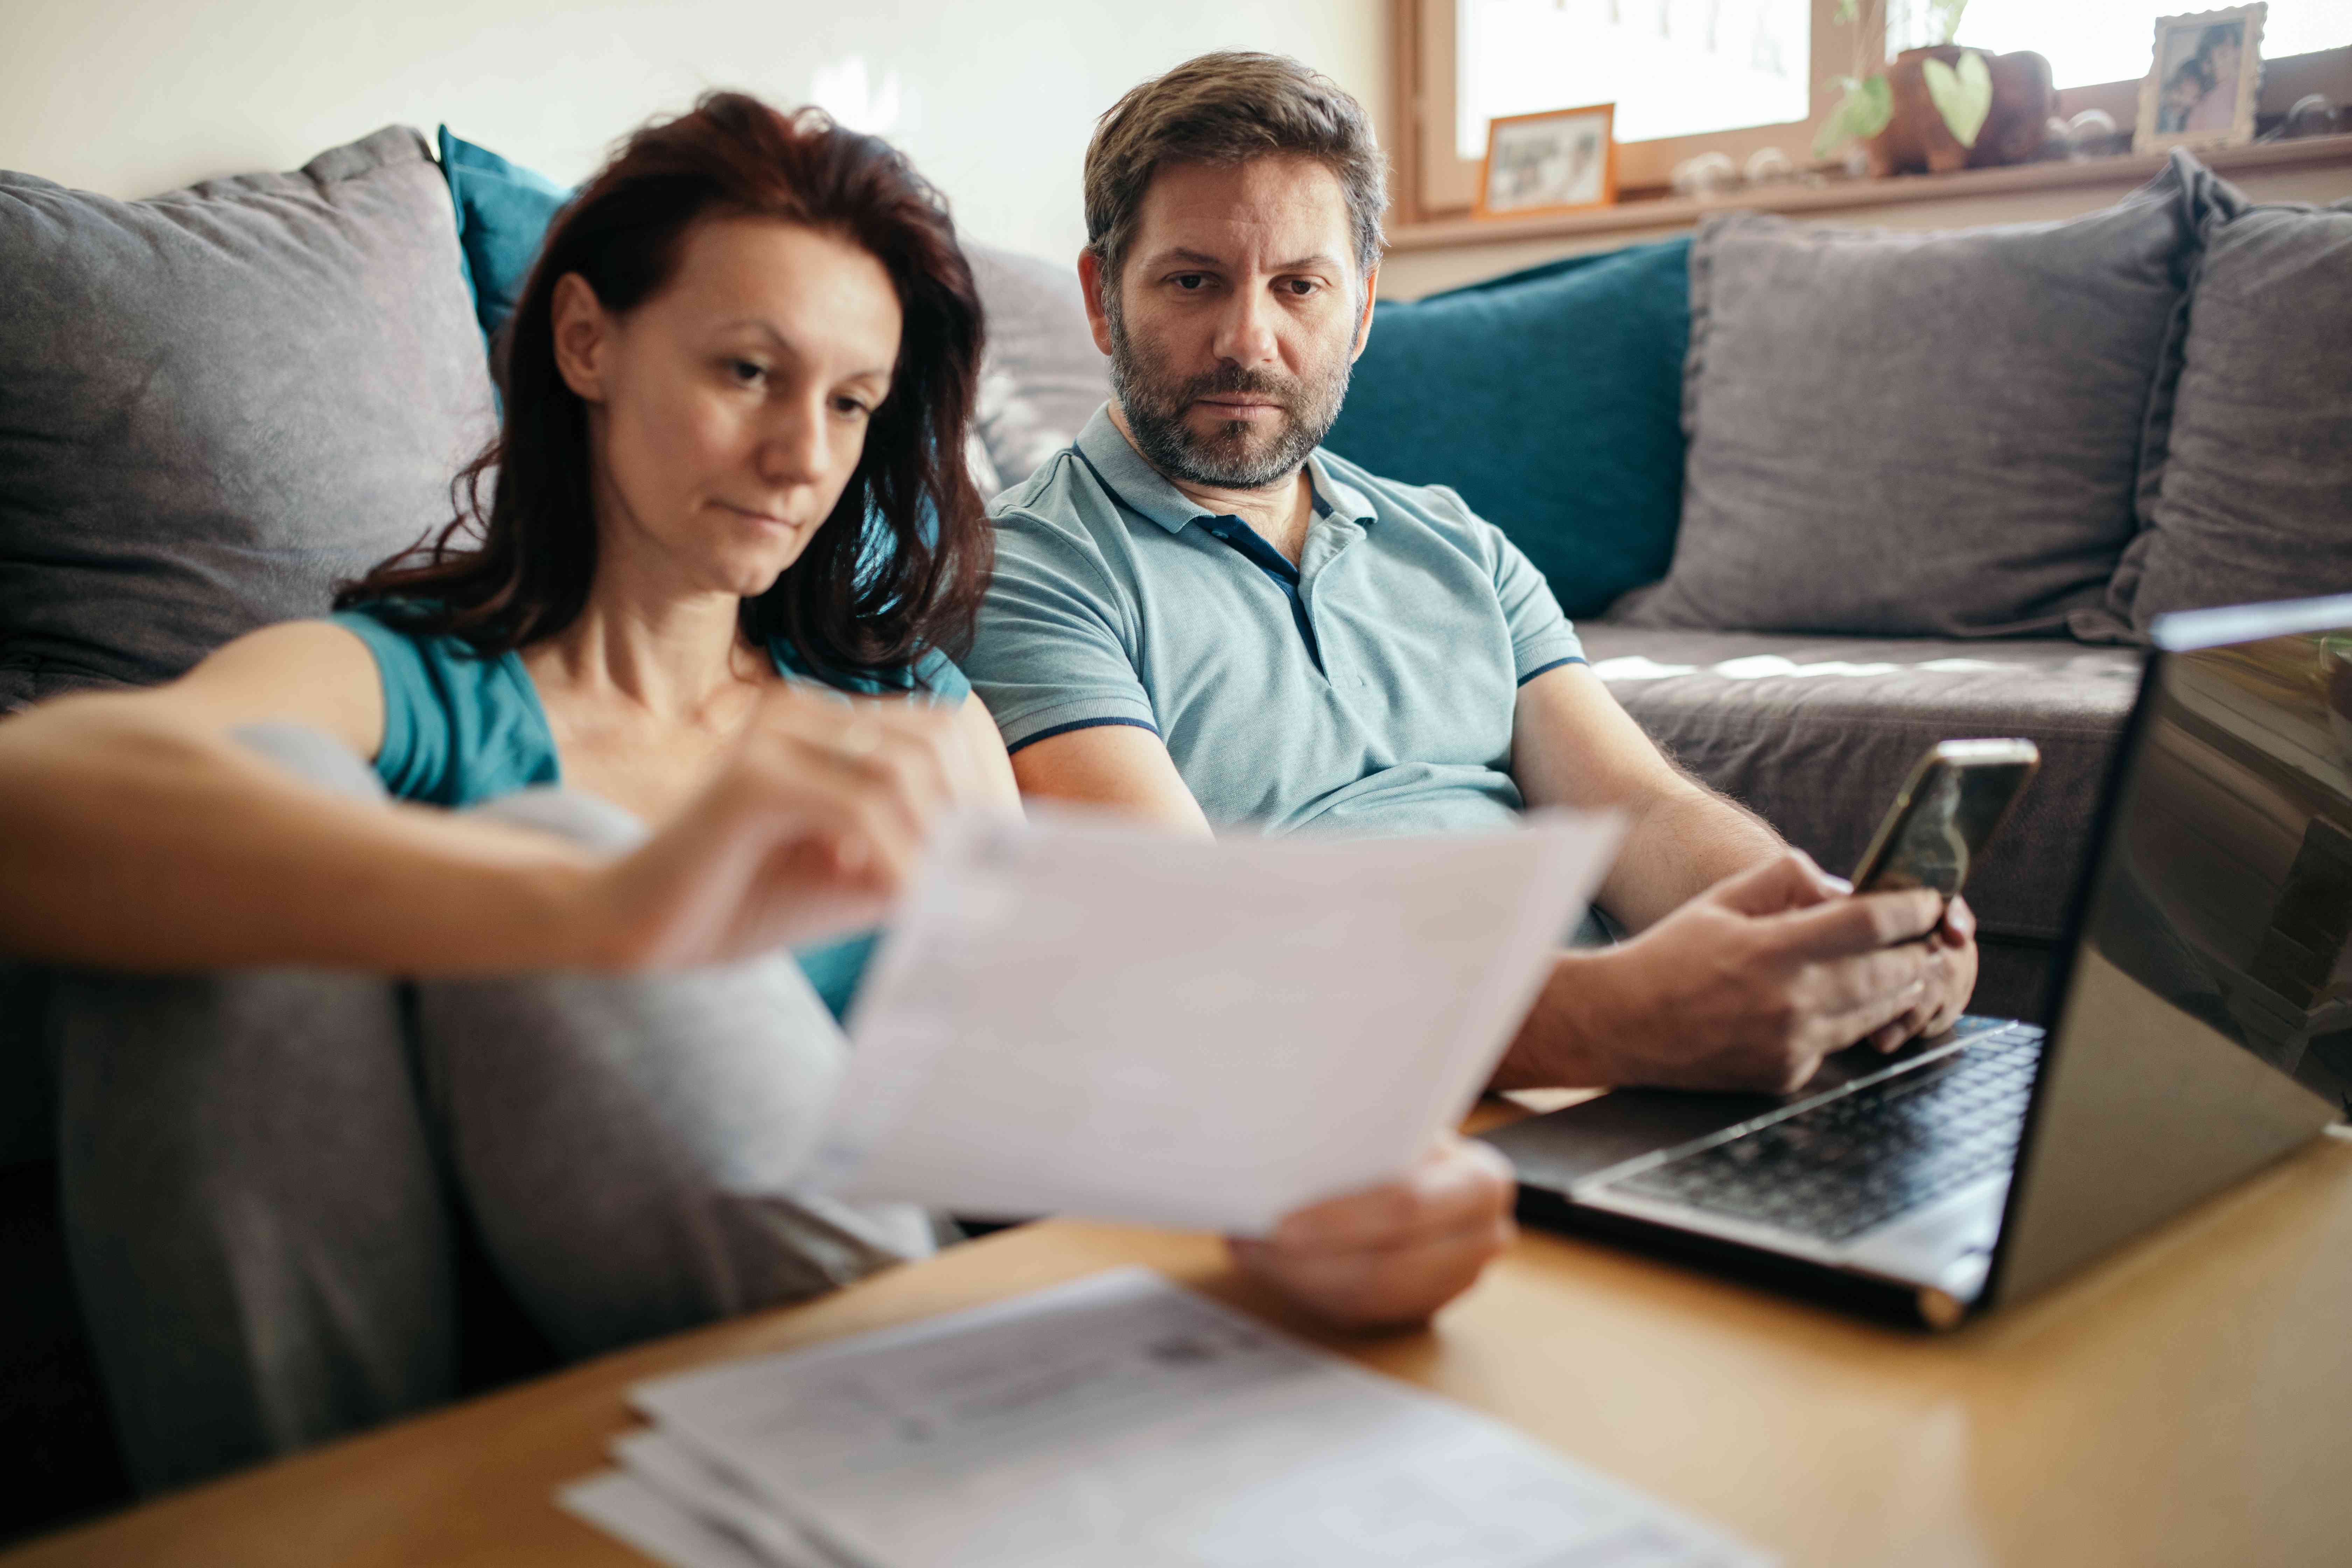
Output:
[9, 1120, 2349, 1567]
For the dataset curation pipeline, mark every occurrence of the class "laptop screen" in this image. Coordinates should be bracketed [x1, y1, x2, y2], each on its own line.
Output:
[2093, 607, 2352, 1114]
[1991, 598, 2352, 1306]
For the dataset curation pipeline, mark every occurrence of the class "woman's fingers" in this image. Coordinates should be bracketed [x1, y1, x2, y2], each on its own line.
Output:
[603, 687, 976, 967]
[740, 688, 964, 861]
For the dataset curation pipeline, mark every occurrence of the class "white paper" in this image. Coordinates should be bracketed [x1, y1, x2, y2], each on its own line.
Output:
[560, 1471, 778, 1568]
[803, 807, 1622, 1234]
[611, 1267, 1768, 1568]
[610, 1430, 857, 1568]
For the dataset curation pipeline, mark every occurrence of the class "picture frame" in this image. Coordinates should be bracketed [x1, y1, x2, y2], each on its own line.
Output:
[1476, 103, 1617, 221]
[2135, 5, 2266, 154]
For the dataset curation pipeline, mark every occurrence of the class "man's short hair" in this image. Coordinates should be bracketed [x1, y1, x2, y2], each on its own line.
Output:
[1083, 51, 1388, 294]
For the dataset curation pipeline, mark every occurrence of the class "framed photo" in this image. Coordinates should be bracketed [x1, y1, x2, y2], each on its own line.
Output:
[2136, 5, 2266, 154]
[1476, 103, 1616, 220]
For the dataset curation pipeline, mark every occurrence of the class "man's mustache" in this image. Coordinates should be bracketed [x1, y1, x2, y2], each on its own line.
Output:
[1172, 365, 1304, 412]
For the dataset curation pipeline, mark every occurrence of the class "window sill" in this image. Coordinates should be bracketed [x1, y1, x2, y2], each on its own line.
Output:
[1386, 132, 2352, 255]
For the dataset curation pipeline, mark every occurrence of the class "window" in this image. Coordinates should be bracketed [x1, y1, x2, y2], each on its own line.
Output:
[1457, 1, 1812, 158]
[1404, 0, 1857, 215]
[1405, 0, 2349, 221]
[1954, 2, 2343, 88]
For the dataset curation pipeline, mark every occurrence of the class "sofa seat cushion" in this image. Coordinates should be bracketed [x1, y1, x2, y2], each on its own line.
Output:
[1580, 624, 2146, 943]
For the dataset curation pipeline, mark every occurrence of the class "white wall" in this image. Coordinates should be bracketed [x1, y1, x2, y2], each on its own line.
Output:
[0, 0, 1389, 265]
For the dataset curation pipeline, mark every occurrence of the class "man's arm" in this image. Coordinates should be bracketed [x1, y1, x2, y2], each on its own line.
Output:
[1509, 663, 1783, 930]
[1503, 663, 1977, 1087]
[1008, 722, 1214, 836]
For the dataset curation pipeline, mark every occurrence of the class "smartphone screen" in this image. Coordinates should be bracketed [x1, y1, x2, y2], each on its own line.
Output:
[1852, 741, 2040, 900]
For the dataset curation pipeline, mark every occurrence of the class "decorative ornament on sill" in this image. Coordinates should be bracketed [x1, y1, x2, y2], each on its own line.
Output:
[2064, 108, 2130, 159]
[1814, 0, 2057, 176]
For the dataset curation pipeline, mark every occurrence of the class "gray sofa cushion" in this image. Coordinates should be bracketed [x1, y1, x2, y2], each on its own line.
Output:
[0, 126, 495, 712]
[2107, 190, 2352, 629]
[1615, 154, 2210, 640]
[966, 242, 1108, 491]
[1582, 624, 2145, 945]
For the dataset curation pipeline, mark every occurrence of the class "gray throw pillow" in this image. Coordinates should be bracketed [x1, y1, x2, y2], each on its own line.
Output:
[2106, 188, 2352, 630]
[0, 127, 494, 712]
[966, 242, 1109, 491]
[1615, 153, 2213, 639]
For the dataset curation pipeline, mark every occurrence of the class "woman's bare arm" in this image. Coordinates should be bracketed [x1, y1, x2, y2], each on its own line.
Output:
[0, 622, 964, 974]
[0, 621, 608, 971]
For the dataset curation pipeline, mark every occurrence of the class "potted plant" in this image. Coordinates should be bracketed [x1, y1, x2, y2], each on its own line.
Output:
[1815, 0, 2056, 175]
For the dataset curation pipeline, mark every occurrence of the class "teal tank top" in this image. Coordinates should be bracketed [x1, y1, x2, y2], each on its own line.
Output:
[330, 605, 971, 1018]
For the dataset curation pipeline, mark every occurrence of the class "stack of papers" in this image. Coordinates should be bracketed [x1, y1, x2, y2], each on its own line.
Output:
[562, 1268, 1769, 1567]
[805, 808, 1624, 1234]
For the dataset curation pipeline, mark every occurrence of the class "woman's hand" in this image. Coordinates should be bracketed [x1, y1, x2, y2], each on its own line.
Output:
[590, 684, 982, 968]
[1228, 1135, 1519, 1331]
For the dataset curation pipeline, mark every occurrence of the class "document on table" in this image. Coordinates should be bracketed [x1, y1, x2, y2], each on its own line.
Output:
[799, 807, 1623, 1235]
[560, 1267, 1771, 1568]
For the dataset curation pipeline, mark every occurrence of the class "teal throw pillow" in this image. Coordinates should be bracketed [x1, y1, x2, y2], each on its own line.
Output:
[1324, 237, 1692, 618]
[437, 127, 572, 341]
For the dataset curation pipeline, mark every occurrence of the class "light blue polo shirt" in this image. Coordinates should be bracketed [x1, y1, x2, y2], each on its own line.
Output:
[965, 404, 1586, 836]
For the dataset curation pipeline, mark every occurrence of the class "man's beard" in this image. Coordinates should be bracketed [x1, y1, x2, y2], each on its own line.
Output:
[1106, 300, 1352, 491]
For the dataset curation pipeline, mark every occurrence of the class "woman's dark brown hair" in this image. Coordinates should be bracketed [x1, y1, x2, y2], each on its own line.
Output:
[340, 92, 989, 677]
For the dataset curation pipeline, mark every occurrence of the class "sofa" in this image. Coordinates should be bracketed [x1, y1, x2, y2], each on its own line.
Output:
[3, 124, 2347, 1533]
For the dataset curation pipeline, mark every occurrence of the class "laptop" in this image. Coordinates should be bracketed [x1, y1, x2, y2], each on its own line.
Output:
[1484, 595, 2352, 1328]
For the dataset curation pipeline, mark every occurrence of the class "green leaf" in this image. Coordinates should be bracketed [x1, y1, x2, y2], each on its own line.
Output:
[1923, 50, 1993, 149]
[1927, 0, 1969, 46]
[1834, 0, 1862, 21]
[1812, 75, 1893, 159]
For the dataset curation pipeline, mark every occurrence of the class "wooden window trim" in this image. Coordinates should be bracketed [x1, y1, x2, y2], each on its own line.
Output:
[1395, 0, 1876, 223]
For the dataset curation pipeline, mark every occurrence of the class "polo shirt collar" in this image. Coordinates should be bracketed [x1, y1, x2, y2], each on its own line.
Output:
[1305, 451, 1378, 529]
[1074, 402, 1379, 536]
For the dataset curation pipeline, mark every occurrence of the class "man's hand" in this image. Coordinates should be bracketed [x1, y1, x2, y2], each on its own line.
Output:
[1228, 1136, 1517, 1330]
[1506, 853, 1959, 1095]
[1864, 894, 1978, 1050]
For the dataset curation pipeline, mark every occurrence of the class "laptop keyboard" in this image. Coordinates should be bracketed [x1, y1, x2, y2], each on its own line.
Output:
[1609, 1024, 2046, 1245]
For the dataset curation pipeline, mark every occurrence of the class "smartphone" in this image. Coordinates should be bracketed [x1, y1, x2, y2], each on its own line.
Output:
[1850, 739, 2041, 902]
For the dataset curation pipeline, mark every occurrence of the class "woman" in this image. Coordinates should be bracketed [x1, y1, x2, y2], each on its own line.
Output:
[0, 94, 1514, 1491]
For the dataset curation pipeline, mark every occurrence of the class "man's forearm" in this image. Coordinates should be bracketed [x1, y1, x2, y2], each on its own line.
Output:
[1600, 780, 1784, 931]
[1491, 946, 1625, 1090]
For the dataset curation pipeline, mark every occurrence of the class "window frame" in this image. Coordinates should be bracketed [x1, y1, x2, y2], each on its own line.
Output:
[1396, 0, 1875, 222]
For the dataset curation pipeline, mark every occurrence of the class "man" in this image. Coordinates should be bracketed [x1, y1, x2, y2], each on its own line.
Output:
[963, 52, 1972, 1096]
